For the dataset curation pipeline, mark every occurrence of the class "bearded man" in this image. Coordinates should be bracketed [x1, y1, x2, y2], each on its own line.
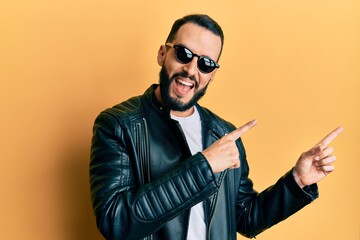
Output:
[90, 14, 343, 240]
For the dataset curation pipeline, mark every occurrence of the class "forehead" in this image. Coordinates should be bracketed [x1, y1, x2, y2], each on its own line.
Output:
[172, 23, 222, 59]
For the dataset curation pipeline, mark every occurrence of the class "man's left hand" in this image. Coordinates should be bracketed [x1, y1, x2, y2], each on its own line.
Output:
[293, 127, 344, 188]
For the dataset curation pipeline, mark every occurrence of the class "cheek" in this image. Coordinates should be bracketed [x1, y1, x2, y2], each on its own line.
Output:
[199, 76, 212, 88]
[164, 59, 179, 76]
[165, 62, 187, 80]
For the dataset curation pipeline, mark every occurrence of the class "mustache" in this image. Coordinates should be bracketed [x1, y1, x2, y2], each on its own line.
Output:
[171, 72, 198, 88]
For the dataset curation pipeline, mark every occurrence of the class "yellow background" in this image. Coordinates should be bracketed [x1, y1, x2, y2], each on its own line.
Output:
[1, 1, 359, 239]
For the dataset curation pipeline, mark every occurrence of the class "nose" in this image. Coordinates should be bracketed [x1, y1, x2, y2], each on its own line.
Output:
[183, 57, 198, 76]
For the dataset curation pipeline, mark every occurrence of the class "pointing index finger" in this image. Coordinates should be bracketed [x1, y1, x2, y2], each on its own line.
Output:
[227, 119, 257, 141]
[315, 126, 344, 149]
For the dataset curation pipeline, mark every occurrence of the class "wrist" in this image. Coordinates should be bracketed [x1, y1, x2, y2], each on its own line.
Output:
[292, 168, 306, 189]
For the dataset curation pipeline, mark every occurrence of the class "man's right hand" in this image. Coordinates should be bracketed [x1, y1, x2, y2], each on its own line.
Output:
[202, 120, 257, 173]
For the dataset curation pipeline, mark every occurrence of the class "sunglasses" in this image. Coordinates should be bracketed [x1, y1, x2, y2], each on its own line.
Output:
[166, 43, 220, 74]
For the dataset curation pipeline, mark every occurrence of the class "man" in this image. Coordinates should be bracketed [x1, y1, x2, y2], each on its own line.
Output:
[90, 14, 343, 240]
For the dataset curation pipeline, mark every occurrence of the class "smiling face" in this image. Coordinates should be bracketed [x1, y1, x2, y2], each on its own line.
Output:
[156, 22, 222, 117]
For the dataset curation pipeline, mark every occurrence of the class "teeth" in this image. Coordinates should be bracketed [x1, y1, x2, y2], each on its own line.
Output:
[177, 79, 194, 87]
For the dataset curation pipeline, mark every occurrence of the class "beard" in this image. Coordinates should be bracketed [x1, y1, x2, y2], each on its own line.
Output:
[159, 66, 209, 112]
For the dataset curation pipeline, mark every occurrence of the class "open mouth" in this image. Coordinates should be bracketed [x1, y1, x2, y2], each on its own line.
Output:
[174, 79, 195, 97]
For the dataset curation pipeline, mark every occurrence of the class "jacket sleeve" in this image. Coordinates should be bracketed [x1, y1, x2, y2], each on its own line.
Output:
[235, 139, 318, 238]
[89, 111, 219, 240]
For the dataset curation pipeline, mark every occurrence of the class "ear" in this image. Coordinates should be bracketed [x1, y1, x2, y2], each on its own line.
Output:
[157, 45, 167, 66]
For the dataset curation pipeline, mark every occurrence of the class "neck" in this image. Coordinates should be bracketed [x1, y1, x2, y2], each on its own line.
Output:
[171, 107, 195, 117]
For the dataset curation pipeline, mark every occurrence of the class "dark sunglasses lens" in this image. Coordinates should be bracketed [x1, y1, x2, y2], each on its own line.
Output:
[175, 46, 193, 64]
[198, 57, 216, 73]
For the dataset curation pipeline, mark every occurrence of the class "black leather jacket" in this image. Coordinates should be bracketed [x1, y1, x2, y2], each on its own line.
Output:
[90, 84, 318, 240]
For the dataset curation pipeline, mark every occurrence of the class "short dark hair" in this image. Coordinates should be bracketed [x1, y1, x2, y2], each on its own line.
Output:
[165, 14, 224, 60]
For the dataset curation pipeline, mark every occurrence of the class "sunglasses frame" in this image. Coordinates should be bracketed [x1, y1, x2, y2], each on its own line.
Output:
[165, 43, 220, 74]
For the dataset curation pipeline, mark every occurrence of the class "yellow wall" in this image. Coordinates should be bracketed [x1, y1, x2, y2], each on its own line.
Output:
[1, 1, 359, 239]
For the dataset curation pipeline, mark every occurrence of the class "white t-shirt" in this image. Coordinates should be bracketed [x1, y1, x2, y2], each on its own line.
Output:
[171, 107, 206, 240]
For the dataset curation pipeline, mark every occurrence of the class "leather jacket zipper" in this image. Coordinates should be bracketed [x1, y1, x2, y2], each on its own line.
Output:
[136, 118, 150, 185]
[136, 118, 153, 240]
